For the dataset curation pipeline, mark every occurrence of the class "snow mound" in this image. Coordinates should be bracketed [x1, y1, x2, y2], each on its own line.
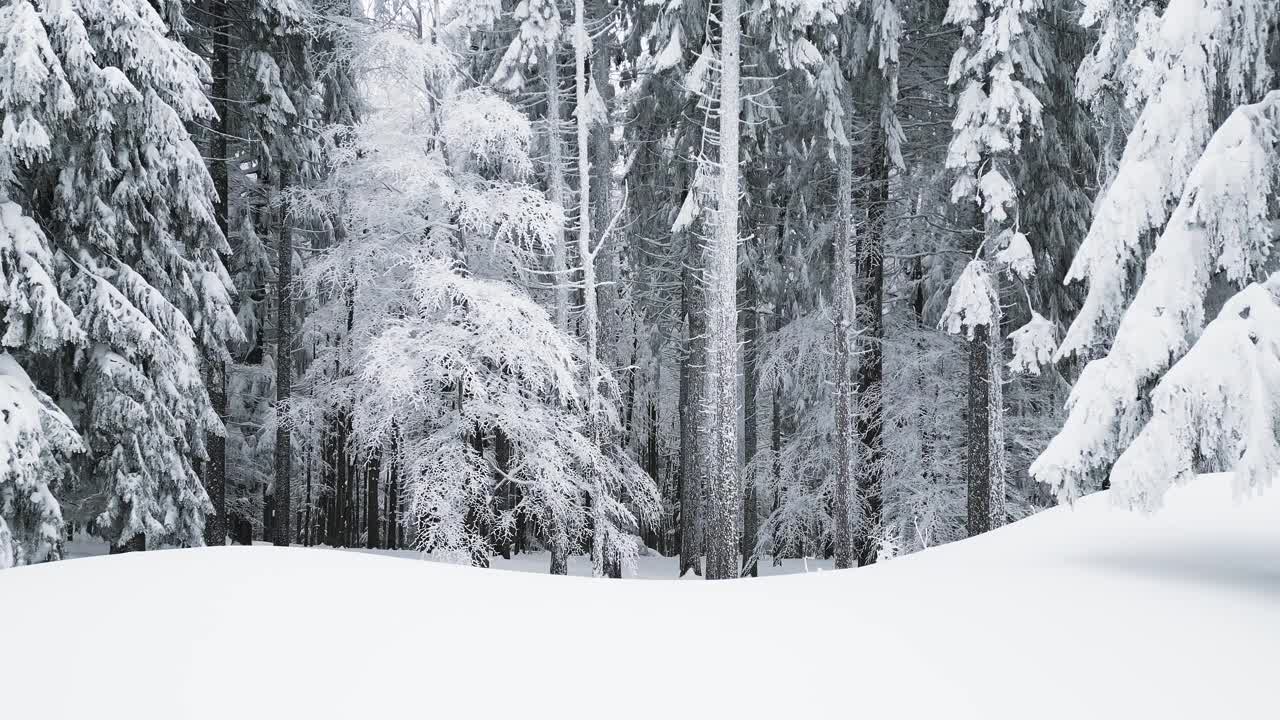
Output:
[2, 474, 1276, 719]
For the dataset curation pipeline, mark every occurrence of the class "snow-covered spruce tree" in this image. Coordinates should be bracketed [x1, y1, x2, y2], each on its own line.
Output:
[0, 0, 241, 552]
[1032, 0, 1279, 503]
[1035, 89, 1280, 506]
[939, 0, 1051, 536]
[0, 204, 82, 567]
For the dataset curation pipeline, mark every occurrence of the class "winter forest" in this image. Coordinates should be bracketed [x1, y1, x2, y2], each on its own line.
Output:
[2, 0, 1280, 714]
[2, 0, 1280, 583]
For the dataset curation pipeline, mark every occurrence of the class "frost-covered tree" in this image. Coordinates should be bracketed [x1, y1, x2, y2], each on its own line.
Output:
[0, 0, 241, 552]
[1032, 0, 1279, 503]
[1035, 88, 1280, 505]
[0, 203, 82, 567]
[939, 0, 1049, 535]
[293, 22, 659, 570]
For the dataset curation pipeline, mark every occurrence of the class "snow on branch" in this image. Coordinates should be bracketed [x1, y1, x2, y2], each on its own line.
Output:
[939, 259, 998, 339]
[441, 89, 534, 178]
[1056, 0, 1277, 360]
[1007, 312, 1056, 376]
[1109, 273, 1280, 511]
[1033, 90, 1280, 503]
[0, 353, 82, 569]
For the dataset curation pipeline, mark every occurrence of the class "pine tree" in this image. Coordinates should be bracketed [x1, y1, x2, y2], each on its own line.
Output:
[0, 0, 242, 552]
[0, 202, 82, 567]
[939, 0, 1048, 535]
[1036, 89, 1280, 505]
[1032, 0, 1279, 503]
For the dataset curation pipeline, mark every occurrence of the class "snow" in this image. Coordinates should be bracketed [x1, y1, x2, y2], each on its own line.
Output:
[5, 473, 1277, 719]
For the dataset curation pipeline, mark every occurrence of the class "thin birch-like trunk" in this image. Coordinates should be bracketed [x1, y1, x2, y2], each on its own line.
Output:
[573, 0, 607, 577]
[544, 42, 572, 576]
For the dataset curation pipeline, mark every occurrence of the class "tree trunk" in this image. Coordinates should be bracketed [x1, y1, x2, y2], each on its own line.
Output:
[573, 0, 610, 578]
[365, 451, 380, 549]
[740, 273, 759, 577]
[545, 50, 569, 333]
[832, 119, 856, 571]
[590, 0, 616, 361]
[304, 453, 312, 546]
[678, 237, 705, 577]
[388, 467, 399, 551]
[273, 168, 293, 548]
[966, 322, 992, 537]
[201, 0, 230, 548]
[703, 0, 742, 581]
[494, 429, 512, 560]
[854, 137, 889, 567]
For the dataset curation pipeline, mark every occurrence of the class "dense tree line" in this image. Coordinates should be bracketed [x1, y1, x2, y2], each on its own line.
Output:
[0, 0, 1275, 575]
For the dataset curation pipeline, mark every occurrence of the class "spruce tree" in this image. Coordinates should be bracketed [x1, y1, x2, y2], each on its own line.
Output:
[0, 0, 241, 552]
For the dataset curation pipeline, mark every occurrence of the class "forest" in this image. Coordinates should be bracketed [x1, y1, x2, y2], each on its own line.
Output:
[0, 0, 1277, 583]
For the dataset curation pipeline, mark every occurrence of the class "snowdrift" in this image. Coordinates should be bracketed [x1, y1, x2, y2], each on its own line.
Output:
[2, 474, 1276, 719]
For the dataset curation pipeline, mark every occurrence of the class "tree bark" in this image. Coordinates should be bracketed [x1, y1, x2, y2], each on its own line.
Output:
[703, 0, 742, 581]
[365, 451, 380, 549]
[201, 0, 230, 549]
[304, 452, 312, 546]
[740, 273, 759, 577]
[966, 323, 992, 537]
[388, 464, 400, 550]
[832, 120, 856, 571]
[273, 167, 292, 547]
[854, 138, 889, 566]
[678, 235, 705, 577]
[545, 50, 569, 333]
[573, 0, 611, 578]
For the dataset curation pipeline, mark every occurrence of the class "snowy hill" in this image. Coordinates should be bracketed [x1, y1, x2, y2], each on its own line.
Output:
[2, 474, 1276, 720]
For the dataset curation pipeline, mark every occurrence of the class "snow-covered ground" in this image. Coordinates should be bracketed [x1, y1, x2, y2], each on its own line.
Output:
[60, 536, 838, 577]
[3, 473, 1277, 719]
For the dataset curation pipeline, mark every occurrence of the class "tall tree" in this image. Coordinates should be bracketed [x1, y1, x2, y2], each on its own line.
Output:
[939, 0, 1047, 536]
[1033, 0, 1280, 503]
[703, 0, 743, 580]
[0, 0, 242, 553]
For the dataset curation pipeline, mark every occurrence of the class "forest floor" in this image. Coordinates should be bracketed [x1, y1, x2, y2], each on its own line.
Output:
[4, 473, 1276, 719]
[61, 537, 838, 577]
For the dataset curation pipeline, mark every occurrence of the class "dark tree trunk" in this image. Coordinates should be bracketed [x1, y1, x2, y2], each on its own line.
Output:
[678, 240, 705, 577]
[262, 487, 272, 542]
[304, 453, 312, 546]
[273, 167, 293, 548]
[365, 451, 380, 549]
[494, 429, 511, 560]
[201, 0, 230, 549]
[388, 471, 399, 550]
[549, 539, 569, 575]
[740, 272, 759, 577]
[770, 202, 788, 568]
[204, 361, 227, 547]
[331, 413, 348, 547]
[854, 139, 889, 567]
[966, 323, 993, 537]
